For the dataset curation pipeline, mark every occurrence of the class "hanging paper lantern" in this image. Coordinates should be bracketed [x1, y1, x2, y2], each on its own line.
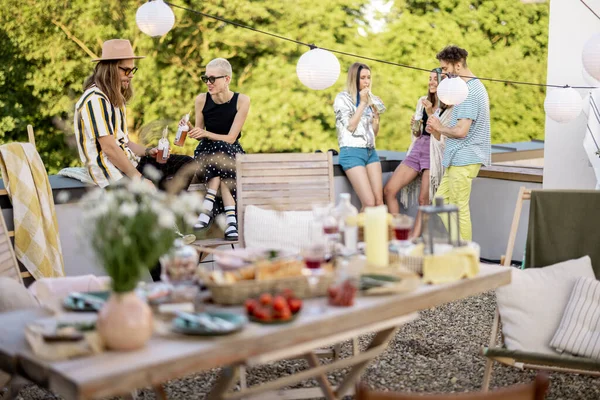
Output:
[582, 33, 600, 82]
[436, 77, 469, 105]
[296, 48, 340, 90]
[582, 68, 600, 88]
[544, 87, 582, 123]
[136, 0, 175, 37]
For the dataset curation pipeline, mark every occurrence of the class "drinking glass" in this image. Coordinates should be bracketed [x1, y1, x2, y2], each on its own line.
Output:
[312, 203, 340, 263]
[392, 214, 414, 248]
[302, 243, 326, 314]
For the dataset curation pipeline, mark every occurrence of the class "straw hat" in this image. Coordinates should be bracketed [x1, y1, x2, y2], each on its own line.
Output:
[91, 39, 145, 62]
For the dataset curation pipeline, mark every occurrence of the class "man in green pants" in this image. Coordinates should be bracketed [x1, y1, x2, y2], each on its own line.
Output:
[427, 45, 491, 241]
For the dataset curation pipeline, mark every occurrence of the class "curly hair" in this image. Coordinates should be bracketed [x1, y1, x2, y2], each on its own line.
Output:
[436, 45, 469, 68]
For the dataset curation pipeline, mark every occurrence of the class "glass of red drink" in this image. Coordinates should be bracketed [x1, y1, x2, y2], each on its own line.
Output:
[312, 203, 340, 262]
[302, 243, 326, 314]
[392, 214, 414, 247]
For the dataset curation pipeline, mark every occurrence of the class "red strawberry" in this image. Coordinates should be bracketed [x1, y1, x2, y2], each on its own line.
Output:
[259, 293, 273, 306]
[288, 298, 302, 314]
[245, 299, 258, 314]
[272, 296, 288, 312]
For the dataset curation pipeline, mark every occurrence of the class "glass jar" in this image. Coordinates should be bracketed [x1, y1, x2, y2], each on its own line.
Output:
[160, 239, 200, 302]
[327, 256, 360, 307]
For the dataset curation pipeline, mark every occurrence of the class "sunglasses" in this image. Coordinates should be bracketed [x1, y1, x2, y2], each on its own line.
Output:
[118, 66, 138, 77]
[201, 75, 227, 84]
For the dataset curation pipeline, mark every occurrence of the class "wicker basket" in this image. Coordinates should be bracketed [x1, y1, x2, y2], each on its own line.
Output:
[205, 274, 334, 305]
[389, 252, 423, 275]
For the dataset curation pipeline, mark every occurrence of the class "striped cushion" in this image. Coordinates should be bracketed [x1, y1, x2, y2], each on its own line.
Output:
[550, 277, 600, 359]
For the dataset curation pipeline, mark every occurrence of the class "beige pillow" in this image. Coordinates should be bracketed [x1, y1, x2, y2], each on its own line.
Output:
[550, 276, 600, 359]
[0, 277, 38, 312]
[495, 256, 595, 355]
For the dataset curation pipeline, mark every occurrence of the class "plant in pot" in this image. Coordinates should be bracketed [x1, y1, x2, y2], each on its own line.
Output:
[81, 177, 203, 350]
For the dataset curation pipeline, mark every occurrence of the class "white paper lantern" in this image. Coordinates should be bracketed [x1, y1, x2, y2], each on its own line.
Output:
[583, 68, 600, 88]
[136, 0, 175, 37]
[436, 77, 469, 105]
[583, 33, 600, 82]
[296, 48, 340, 90]
[544, 87, 582, 123]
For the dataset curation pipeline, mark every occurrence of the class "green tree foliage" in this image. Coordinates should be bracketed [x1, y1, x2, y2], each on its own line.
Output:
[0, 0, 548, 173]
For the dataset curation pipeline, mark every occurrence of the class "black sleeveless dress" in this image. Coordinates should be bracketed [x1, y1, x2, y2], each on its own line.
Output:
[194, 92, 245, 215]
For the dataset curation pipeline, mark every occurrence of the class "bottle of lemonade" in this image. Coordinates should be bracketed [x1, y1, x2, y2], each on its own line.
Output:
[156, 126, 170, 164]
[174, 113, 190, 147]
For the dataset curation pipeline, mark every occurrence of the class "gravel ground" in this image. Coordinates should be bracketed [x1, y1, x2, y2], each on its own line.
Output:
[14, 292, 600, 399]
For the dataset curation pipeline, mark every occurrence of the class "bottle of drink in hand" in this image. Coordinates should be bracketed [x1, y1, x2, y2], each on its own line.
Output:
[174, 113, 190, 147]
[425, 108, 441, 134]
[411, 101, 424, 136]
[156, 126, 170, 164]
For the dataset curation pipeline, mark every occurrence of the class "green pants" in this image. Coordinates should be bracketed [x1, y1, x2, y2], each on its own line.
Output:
[434, 164, 481, 242]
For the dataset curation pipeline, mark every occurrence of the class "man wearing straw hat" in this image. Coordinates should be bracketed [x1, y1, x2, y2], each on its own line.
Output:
[74, 39, 195, 190]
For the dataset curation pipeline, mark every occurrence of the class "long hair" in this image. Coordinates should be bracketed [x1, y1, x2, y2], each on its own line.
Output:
[83, 61, 133, 108]
[345, 62, 370, 106]
[427, 68, 447, 110]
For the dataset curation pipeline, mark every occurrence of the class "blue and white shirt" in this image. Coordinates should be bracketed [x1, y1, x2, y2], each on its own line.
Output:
[442, 78, 491, 167]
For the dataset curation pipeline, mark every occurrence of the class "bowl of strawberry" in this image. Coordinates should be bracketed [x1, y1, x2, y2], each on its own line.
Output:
[245, 289, 303, 324]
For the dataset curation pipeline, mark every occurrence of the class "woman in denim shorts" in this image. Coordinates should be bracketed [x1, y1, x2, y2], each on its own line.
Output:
[383, 69, 452, 237]
[333, 62, 383, 209]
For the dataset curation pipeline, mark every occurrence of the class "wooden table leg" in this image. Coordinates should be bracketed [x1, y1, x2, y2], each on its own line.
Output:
[334, 327, 398, 398]
[207, 365, 240, 400]
[303, 352, 337, 400]
[153, 384, 168, 400]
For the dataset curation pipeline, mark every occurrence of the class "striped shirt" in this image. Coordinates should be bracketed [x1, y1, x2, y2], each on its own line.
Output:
[73, 85, 138, 187]
[442, 78, 491, 167]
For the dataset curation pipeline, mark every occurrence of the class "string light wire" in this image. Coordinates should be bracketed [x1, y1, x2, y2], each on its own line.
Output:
[164, 0, 599, 90]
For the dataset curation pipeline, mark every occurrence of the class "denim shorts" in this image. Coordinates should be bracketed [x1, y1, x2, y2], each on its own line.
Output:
[339, 147, 380, 171]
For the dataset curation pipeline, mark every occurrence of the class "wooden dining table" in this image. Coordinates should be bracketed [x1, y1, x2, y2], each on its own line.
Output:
[0, 263, 510, 400]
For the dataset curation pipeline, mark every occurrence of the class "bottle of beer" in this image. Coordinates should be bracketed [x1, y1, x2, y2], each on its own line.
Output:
[156, 126, 170, 164]
[174, 113, 190, 147]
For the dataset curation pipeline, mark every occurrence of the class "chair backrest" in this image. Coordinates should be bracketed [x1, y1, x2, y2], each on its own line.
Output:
[236, 152, 335, 247]
[356, 373, 549, 400]
[0, 212, 22, 284]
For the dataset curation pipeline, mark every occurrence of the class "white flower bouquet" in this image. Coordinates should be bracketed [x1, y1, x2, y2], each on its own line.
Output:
[81, 178, 203, 293]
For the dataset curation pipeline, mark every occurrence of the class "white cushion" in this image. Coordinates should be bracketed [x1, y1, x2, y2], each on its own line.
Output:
[243, 205, 325, 253]
[495, 256, 595, 355]
[550, 276, 600, 359]
[0, 277, 38, 312]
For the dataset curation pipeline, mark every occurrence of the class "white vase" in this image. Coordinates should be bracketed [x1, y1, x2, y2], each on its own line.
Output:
[97, 291, 153, 351]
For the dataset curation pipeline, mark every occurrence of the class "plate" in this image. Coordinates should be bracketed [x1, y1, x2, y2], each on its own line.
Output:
[249, 312, 299, 325]
[62, 291, 110, 312]
[172, 312, 247, 336]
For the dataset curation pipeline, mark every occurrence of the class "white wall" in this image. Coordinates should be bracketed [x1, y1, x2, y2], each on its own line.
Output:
[544, 0, 598, 189]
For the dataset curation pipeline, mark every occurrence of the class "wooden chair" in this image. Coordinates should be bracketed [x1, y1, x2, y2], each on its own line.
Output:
[356, 373, 549, 400]
[236, 151, 335, 248]
[0, 125, 38, 283]
[481, 187, 600, 391]
[228, 152, 345, 398]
